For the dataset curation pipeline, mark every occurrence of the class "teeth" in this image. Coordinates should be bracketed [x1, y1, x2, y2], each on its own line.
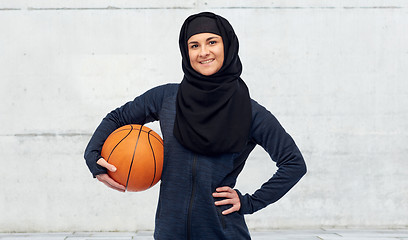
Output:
[201, 59, 214, 64]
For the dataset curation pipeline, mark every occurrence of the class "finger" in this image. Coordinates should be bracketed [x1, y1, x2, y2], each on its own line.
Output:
[214, 199, 234, 206]
[216, 186, 233, 192]
[213, 191, 233, 198]
[96, 158, 109, 167]
[104, 176, 126, 191]
[96, 174, 126, 192]
[222, 205, 240, 215]
[101, 180, 126, 192]
[97, 158, 117, 172]
[100, 180, 125, 192]
[214, 187, 235, 198]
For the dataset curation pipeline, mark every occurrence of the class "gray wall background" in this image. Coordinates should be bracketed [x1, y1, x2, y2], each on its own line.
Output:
[1, 0, 407, 232]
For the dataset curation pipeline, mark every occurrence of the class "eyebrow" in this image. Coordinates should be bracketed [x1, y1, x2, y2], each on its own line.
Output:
[188, 36, 220, 45]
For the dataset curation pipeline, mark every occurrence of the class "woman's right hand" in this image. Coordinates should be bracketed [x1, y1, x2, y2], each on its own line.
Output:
[96, 158, 126, 192]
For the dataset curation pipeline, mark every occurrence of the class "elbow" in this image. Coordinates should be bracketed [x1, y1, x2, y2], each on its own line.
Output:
[276, 150, 307, 180]
[299, 159, 307, 177]
[295, 154, 307, 179]
[294, 149, 307, 177]
[290, 153, 307, 180]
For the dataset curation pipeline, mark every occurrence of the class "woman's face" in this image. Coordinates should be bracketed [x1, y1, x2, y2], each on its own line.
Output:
[187, 33, 224, 76]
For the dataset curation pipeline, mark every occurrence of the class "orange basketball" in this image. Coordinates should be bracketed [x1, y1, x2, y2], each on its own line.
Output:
[101, 124, 163, 192]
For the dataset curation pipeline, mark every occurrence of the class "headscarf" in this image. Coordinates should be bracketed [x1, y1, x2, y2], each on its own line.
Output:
[173, 12, 252, 155]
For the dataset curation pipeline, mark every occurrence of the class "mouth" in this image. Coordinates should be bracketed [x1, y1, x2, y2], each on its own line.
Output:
[200, 59, 214, 64]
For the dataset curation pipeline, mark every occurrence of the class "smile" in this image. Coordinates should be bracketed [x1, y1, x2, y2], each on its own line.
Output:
[200, 59, 214, 64]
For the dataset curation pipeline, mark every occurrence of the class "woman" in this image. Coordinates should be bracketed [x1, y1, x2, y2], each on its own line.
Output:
[85, 12, 306, 239]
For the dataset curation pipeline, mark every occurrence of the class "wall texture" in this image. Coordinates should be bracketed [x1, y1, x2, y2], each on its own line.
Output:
[1, 0, 407, 232]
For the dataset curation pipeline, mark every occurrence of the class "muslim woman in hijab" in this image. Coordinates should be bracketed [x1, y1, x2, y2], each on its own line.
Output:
[85, 12, 306, 239]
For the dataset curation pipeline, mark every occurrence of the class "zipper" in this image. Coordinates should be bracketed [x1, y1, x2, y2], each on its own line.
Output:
[187, 154, 197, 240]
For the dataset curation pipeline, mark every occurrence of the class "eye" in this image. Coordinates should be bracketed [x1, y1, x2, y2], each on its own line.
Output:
[190, 44, 198, 49]
[209, 40, 217, 45]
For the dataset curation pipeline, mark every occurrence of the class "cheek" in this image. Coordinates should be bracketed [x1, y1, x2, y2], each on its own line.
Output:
[188, 51, 196, 66]
[217, 45, 225, 64]
[217, 50, 224, 66]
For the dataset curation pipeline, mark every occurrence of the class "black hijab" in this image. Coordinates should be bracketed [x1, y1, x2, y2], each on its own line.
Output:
[173, 12, 252, 155]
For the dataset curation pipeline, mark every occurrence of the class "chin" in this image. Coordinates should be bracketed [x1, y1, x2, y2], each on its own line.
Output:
[201, 72, 215, 76]
[198, 68, 218, 76]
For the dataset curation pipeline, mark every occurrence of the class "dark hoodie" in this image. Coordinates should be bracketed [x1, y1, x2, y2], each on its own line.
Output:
[84, 12, 306, 240]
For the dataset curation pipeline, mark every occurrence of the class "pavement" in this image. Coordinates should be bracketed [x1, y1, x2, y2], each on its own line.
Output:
[0, 229, 408, 240]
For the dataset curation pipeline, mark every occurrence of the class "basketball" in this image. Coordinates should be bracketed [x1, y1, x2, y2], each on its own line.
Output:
[101, 124, 164, 192]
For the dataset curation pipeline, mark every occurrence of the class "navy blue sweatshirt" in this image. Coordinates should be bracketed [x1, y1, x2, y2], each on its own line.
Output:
[84, 84, 306, 239]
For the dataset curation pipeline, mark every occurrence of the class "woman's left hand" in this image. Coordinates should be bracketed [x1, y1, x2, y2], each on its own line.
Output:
[212, 186, 241, 215]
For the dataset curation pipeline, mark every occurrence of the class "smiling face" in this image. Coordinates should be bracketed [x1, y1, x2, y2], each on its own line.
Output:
[187, 33, 224, 76]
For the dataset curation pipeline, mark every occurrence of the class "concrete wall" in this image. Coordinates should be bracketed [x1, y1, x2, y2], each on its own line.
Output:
[1, 0, 407, 232]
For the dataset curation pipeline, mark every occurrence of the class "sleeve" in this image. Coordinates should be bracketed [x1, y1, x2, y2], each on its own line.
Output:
[84, 84, 173, 177]
[237, 100, 307, 214]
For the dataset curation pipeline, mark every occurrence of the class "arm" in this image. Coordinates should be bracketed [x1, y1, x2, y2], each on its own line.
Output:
[238, 101, 307, 214]
[84, 84, 174, 178]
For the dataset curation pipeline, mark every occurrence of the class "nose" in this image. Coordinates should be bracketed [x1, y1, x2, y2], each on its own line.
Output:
[199, 45, 210, 58]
